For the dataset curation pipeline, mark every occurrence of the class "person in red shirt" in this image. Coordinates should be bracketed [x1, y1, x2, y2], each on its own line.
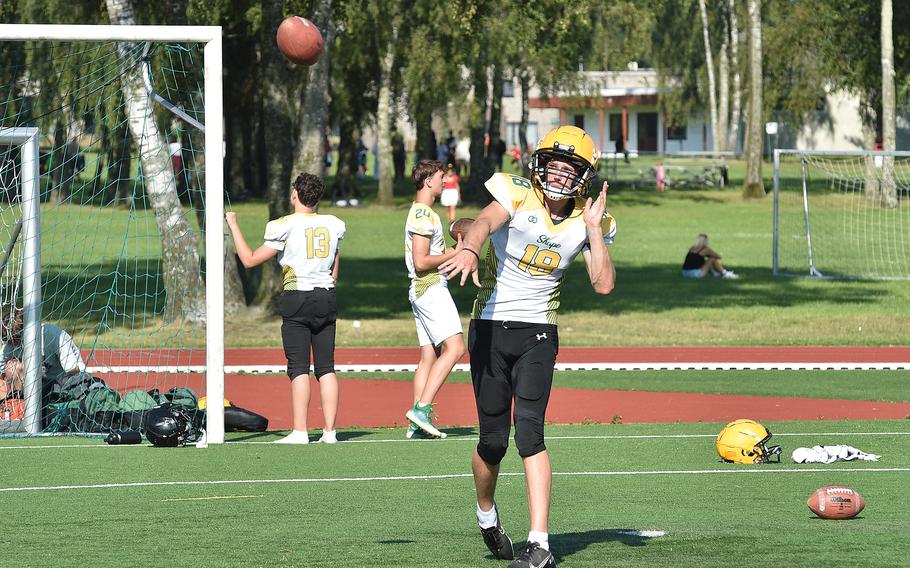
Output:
[441, 164, 461, 223]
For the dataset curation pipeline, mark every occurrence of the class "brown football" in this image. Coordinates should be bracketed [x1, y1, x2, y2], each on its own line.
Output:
[449, 218, 475, 241]
[807, 486, 865, 520]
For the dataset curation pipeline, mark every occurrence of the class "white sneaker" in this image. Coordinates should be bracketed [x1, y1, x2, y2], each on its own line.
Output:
[316, 430, 338, 444]
[722, 270, 739, 280]
[274, 430, 309, 444]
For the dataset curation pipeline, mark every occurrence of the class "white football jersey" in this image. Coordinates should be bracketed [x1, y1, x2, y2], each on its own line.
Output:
[472, 173, 616, 324]
[263, 212, 345, 291]
[405, 202, 449, 300]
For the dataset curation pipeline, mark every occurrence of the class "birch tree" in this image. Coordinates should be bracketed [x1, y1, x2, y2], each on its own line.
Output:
[106, 0, 206, 323]
[880, 0, 897, 208]
[699, 0, 720, 153]
[742, 0, 765, 197]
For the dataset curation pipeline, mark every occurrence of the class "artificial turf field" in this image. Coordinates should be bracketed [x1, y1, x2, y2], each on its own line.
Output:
[3, 420, 908, 567]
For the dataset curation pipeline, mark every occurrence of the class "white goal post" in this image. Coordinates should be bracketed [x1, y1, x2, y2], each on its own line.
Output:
[773, 149, 910, 281]
[0, 24, 225, 443]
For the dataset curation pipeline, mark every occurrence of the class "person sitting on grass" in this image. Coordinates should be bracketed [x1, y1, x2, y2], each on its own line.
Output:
[681, 234, 738, 279]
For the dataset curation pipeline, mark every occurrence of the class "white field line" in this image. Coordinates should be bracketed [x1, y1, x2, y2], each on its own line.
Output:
[2, 468, 909, 494]
[85, 362, 910, 374]
[2, 431, 909, 450]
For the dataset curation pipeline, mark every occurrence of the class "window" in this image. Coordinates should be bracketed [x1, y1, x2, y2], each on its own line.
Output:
[667, 119, 687, 140]
[503, 79, 514, 98]
[506, 122, 539, 148]
[573, 114, 585, 129]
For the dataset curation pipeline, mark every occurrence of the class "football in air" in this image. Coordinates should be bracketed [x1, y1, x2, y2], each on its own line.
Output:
[449, 218, 475, 242]
[806, 486, 865, 520]
[276, 16, 324, 65]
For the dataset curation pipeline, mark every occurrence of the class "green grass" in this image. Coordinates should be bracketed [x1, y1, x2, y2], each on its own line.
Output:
[13, 158, 909, 347]
[2, 420, 908, 567]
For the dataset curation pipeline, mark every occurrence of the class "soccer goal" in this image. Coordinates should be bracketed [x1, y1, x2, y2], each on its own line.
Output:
[773, 149, 910, 280]
[0, 24, 225, 443]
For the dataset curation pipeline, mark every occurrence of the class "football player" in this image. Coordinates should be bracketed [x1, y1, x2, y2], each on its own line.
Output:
[403, 160, 466, 439]
[440, 125, 616, 568]
[226, 173, 345, 445]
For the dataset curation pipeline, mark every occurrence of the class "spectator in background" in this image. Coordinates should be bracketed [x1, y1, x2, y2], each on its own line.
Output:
[441, 163, 461, 223]
[437, 139, 450, 164]
[356, 139, 368, 178]
[492, 137, 507, 171]
[392, 131, 407, 181]
[323, 135, 333, 177]
[455, 137, 471, 177]
[446, 131, 457, 166]
[682, 234, 738, 279]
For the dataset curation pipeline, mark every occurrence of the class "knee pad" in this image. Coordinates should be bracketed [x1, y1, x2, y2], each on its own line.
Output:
[477, 435, 508, 465]
[514, 417, 546, 458]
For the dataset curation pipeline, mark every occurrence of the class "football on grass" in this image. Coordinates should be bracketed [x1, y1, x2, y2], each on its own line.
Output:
[449, 218, 475, 241]
[276, 16, 324, 66]
[807, 486, 865, 519]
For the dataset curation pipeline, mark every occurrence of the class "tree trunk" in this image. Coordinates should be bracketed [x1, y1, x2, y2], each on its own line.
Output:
[718, 20, 730, 155]
[699, 0, 720, 153]
[860, 95, 879, 201]
[880, 0, 897, 208]
[518, 71, 530, 172]
[727, 0, 742, 154]
[333, 116, 356, 202]
[292, 0, 335, 179]
[375, 23, 397, 207]
[466, 63, 490, 202]
[255, 0, 300, 311]
[742, 0, 764, 198]
[485, 66, 504, 176]
[106, 0, 206, 324]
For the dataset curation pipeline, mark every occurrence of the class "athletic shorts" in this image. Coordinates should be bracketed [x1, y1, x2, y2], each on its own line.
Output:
[441, 189, 459, 207]
[469, 319, 558, 443]
[410, 285, 462, 347]
[279, 288, 337, 380]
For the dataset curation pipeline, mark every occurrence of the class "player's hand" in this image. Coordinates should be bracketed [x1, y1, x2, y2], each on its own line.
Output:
[454, 234, 465, 251]
[439, 249, 481, 287]
[584, 181, 608, 229]
[225, 211, 238, 228]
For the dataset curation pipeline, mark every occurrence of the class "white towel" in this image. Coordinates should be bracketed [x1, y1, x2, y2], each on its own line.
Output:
[791, 445, 880, 464]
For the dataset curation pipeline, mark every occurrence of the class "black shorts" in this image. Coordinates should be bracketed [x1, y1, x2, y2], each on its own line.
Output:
[468, 319, 558, 458]
[279, 288, 337, 380]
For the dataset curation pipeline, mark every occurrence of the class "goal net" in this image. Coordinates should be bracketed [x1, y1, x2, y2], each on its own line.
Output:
[773, 149, 910, 280]
[0, 25, 224, 442]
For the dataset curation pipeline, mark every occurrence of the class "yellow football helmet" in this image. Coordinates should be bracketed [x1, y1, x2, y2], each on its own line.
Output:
[530, 125, 599, 200]
[716, 419, 782, 464]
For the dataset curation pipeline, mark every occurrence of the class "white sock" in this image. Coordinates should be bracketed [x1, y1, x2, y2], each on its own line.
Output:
[318, 430, 337, 444]
[528, 531, 549, 551]
[476, 502, 498, 529]
[275, 429, 309, 444]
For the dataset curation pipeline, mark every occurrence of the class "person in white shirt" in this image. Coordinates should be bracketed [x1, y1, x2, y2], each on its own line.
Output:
[226, 173, 345, 445]
[441, 126, 616, 568]
[403, 160, 466, 439]
[0, 308, 91, 404]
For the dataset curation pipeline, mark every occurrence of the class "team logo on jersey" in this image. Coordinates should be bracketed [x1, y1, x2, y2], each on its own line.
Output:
[537, 235, 562, 249]
[529, 215, 538, 223]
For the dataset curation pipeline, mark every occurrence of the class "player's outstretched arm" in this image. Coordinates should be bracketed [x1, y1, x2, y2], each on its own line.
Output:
[225, 212, 279, 268]
[439, 201, 510, 287]
[582, 182, 615, 295]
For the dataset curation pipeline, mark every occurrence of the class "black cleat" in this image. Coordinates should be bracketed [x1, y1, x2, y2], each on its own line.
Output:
[479, 503, 514, 560]
[508, 542, 556, 568]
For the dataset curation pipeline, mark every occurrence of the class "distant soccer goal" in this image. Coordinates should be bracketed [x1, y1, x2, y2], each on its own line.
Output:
[773, 149, 910, 280]
[0, 25, 225, 442]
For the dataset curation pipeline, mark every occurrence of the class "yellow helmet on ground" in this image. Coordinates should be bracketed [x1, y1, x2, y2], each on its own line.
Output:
[530, 125, 599, 200]
[716, 419, 782, 464]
